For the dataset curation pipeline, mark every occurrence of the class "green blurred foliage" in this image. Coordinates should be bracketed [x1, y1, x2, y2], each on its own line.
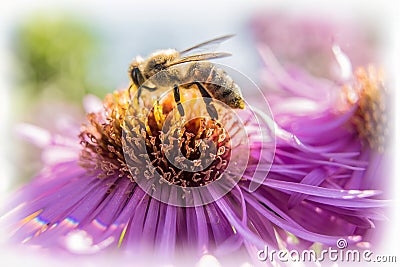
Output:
[13, 14, 107, 105]
[10, 14, 108, 186]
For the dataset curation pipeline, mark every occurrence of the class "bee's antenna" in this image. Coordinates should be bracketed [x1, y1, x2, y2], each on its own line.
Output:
[128, 83, 133, 100]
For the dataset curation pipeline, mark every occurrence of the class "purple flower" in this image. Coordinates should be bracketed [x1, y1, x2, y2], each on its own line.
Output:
[2, 48, 387, 265]
[255, 43, 389, 249]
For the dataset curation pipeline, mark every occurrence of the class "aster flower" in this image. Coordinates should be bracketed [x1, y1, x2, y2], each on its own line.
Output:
[254, 42, 389, 249]
[2, 48, 388, 266]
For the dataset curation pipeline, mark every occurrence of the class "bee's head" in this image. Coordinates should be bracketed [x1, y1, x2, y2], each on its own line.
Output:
[128, 57, 145, 88]
[128, 50, 179, 89]
[143, 49, 179, 78]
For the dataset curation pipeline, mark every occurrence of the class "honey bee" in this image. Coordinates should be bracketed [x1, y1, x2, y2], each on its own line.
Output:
[128, 35, 245, 120]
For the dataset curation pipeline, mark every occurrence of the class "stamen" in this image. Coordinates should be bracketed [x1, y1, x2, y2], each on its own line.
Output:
[79, 87, 232, 188]
[342, 66, 388, 152]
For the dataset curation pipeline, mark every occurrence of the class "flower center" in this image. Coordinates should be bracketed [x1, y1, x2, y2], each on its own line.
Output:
[79, 88, 232, 187]
[145, 116, 231, 187]
[79, 90, 130, 179]
[341, 66, 388, 151]
[123, 89, 232, 188]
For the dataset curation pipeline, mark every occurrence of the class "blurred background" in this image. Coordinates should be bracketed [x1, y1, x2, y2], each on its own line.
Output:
[0, 0, 398, 264]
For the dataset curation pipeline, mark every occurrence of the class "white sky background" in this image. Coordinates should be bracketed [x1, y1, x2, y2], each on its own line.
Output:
[0, 0, 398, 266]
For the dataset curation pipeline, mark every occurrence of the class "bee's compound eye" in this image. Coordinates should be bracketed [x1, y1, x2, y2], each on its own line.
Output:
[154, 64, 163, 71]
[131, 67, 141, 87]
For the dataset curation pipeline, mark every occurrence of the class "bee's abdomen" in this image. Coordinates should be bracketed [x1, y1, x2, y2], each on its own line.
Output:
[195, 64, 244, 109]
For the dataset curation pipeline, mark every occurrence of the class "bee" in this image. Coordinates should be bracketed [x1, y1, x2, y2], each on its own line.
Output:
[128, 35, 245, 120]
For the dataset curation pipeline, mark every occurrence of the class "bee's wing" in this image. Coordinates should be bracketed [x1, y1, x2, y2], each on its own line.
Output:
[166, 52, 232, 67]
[179, 34, 235, 56]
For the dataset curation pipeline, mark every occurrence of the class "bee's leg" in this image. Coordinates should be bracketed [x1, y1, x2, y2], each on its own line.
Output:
[137, 85, 157, 102]
[136, 87, 142, 103]
[173, 84, 185, 116]
[193, 82, 218, 120]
